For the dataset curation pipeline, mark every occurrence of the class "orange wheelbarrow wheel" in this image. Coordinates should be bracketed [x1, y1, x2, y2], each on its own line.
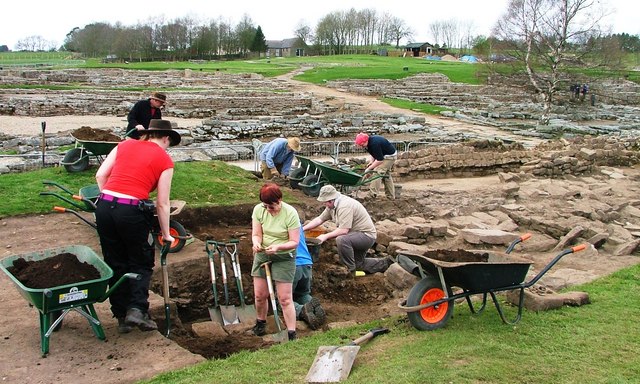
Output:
[406, 276, 454, 330]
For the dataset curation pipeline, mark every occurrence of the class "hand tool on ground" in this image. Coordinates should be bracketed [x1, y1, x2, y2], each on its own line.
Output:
[218, 242, 240, 325]
[41, 121, 46, 167]
[226, 240, 256, 323]
[205, 241, 224, 325]
[305, 327, 390, 383]
[160, 243, 172, 337]
[261, 261, 288, 343]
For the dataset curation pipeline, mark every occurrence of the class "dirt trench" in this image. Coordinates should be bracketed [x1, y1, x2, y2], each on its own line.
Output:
[151, 202, 400, 359]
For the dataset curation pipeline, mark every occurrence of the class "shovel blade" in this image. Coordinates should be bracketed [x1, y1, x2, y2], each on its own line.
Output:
[305, 345, 360, 383]
[264, 330, 289, 343]
[208, 306, 224, 325]
[236, 304, 257, 324]
[220, 305, 240, 325]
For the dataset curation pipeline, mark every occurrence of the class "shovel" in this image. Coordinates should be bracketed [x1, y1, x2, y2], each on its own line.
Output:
[205, 241, 224, 325]
[159, 243, 172, 337]
[261, 261, 288, 343]
[226, 240, 256, 323]
[218, 242, 240, 325]
[305, 327, 390, 383]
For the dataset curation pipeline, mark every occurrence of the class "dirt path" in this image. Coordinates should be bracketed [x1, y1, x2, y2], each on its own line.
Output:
[0, 115, 204, 136]
[276, 68, 542, 146]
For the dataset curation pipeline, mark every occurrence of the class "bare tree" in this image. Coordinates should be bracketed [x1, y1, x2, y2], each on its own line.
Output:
[441, 19, 458, 50]
[376, 12, 393, 45]
[494, 0, 606, 123]
[429, 21, 443, 47]
[387, 16, 413, 48]
[15, 35, 55, 51]
[294, 20, 313, 45]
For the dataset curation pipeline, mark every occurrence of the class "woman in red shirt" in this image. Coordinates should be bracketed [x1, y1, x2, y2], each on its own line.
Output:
[95, 119, 180, 333]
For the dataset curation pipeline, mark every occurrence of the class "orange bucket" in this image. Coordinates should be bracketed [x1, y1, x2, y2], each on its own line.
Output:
[305, 228, 326, 238]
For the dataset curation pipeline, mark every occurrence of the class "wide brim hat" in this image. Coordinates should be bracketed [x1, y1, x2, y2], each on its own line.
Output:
[130, 119, 181, 146]
[150, 92, 167, 103]
[317, 185, 340, 202]
[287, 137, 301, 151]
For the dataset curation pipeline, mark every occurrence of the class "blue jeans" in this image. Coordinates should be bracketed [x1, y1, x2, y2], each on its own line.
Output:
[292, 265, 313, 317]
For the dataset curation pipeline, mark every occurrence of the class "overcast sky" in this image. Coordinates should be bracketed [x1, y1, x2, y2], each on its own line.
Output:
[2, 0, 638, 50]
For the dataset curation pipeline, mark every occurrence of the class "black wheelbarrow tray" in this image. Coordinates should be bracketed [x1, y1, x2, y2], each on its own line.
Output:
[294, 155, 385, 197]
[60, 131, 120, 173]
[0, 245, 139, 356]
[397, 243, 587, 331]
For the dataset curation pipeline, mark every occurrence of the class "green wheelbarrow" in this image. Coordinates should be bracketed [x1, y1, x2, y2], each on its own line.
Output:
[0, 245, 140, 357]
[40, 181, 191, 254]
[295, 155, 386, 197]
[60, 131, 120, 173]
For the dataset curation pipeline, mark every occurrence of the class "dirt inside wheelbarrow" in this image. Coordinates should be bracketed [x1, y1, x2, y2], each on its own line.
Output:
[149, 203, 398, 359]
[8, 253, 100, 289]
[72, 126, 121, 142]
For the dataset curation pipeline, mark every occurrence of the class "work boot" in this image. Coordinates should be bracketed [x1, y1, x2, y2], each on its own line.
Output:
[117, 317, 133, 334]
[300, 299, 322, 330]
[310, 298, 327, 327]
[124, 308, 158, 331]
[252, 319, 267, 336]
[288, 330, 297, 341]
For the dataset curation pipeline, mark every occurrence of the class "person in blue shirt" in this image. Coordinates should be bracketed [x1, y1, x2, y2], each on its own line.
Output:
[293, 223, 326, 330]
[355, 133, 397, 200]
[258, 137, 301, 180]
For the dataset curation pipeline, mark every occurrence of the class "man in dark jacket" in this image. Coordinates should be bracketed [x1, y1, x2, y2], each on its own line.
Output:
[126, 92, 166, 136]
[355, 132, 397, 200]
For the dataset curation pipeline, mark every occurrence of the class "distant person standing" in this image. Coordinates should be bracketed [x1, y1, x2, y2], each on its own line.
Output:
[580, 84, 589, 102]
[258, 137, 301, 180]
[127, 92, 166, 136]
[354, 133, 397, 200]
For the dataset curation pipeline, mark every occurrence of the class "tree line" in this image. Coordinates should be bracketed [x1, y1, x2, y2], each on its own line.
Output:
[10, 9, 417, 59]
[8, 5, 639, 65]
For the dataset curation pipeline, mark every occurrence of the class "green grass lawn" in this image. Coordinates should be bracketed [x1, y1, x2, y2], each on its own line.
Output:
[0, 161, 299, 218]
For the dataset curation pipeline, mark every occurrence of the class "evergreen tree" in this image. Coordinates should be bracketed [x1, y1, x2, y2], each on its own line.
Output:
[251, 26, 267, 53]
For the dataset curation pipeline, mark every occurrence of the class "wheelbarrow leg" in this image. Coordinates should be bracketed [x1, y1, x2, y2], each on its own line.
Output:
[85, 305, 106, 340]
[39, 312, 50, 357]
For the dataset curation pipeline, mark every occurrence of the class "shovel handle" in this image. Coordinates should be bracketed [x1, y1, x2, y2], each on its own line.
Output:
[262, 262, 283, 332]
[349, 327, 390, 346]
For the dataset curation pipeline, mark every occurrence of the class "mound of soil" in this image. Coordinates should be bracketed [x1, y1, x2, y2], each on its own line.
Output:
[8, 253, 101, 289]
[73, 126, 121, 142]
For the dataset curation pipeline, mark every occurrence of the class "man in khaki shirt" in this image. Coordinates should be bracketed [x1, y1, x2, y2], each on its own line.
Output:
[303, 185, 392, 275]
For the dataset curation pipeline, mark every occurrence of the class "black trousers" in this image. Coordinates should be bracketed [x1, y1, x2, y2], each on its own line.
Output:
[95, 199, 155, 318]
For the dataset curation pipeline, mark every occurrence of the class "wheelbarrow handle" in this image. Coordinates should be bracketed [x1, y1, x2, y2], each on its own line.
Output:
[505, 233, 532, 254]
[42, 180, 74, 194]
[99, 273, 141, 302]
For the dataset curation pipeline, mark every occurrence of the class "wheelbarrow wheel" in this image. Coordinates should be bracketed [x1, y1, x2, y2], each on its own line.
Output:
[62, 148, 90, 173]
[288, 167, 306, 190]
[301, 174, 322, 197]
[406, 276, 454, 331]
[155, 220, 188, 253]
